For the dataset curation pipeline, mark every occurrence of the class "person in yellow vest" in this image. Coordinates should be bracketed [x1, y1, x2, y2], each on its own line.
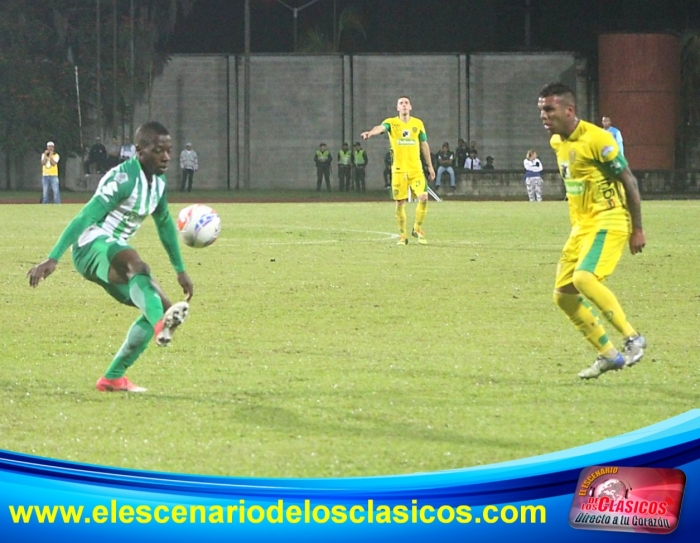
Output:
[353, 141, 368, 192]
[337, 142, 353, 192]
[41, 141, 61, 204]
[314, 142, 332, 192]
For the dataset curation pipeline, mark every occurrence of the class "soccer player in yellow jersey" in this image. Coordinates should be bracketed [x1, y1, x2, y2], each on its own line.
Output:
[361, 96, 436, 245]
[537, 82, 647, 379]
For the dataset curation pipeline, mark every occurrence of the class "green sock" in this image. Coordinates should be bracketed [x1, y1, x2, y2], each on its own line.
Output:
[128, 274, 164, 326]
[104, 316, 153, 378]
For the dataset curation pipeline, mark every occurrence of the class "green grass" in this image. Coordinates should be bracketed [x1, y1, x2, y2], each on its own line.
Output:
[1, 200, 698, 478]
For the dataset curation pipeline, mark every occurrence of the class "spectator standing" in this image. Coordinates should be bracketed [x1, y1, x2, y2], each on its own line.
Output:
[41, 141, 61, 204]
[435, 141, 456, 191]
[106, 136, 120, 169]
[314, 142, 332, 191]
[468, 140, 479, 157]
[483, 156, 495, 170]
[179, 142, 199, 192]
[120, 136, 136, 162]
[464, 150, 481, 170]
[523, 150, 544, 202]
[601, 116, 624, 156]
[353, 141, 368, 192]
[337, 142, 353, 191]
[383, 150, 392, 188]
[456, 138, 469, 169]
[85, 137, 108, 174]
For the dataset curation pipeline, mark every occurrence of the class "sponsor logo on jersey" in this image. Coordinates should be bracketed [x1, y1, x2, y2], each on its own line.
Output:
[601, 145, 615, 158]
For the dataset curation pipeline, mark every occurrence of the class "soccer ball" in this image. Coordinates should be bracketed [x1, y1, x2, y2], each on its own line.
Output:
[177, 204, 221, 248]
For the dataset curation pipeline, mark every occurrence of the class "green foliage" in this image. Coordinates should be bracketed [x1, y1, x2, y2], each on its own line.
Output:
[2, 200, 698, 477]
[0, 0, 196, 160]
[0, 1, 80, 156]
[298, 4, 366, 53]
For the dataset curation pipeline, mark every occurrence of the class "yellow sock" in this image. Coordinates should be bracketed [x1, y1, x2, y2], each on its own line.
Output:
[414, 200, 427, 231]
[553, 291, 614, 355]
[573, 271, 636, 337]
[395, 204, 407, 236]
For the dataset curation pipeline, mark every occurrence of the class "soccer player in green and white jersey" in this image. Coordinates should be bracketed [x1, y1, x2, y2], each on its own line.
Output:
[27, 121, 193, 393]
[361, 96, 436, 245]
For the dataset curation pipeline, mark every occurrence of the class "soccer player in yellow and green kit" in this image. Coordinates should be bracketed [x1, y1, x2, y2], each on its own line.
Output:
[538, 82, 647, 379]
[361, 96, 436, 245]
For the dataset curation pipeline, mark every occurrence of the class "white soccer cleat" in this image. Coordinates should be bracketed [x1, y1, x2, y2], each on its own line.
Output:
[154, 301, 189, 347]
[578, 353, 625, 380]
[623, 335, 647, 367]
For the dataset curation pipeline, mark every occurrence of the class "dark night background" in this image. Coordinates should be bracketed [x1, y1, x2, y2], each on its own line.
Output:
[168, 0, 700, 57]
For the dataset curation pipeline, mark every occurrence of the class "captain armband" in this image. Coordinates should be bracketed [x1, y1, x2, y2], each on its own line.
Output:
[601, 153, 628, 177]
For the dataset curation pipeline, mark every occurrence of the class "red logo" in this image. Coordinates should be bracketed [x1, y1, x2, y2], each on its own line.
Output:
[569, 466, 685, 534]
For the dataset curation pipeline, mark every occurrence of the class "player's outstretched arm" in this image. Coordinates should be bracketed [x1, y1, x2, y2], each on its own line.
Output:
[619, 168, 645, 255]
[361, 125, 386, 140]
[27, 258, 58, 288]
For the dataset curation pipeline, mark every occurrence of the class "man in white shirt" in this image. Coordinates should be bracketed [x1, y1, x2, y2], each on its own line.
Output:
[464, 150, 481, 170]
[179, 142, 199, 192]
[523, 149, 544, 202]
[119, 136, 136, 162]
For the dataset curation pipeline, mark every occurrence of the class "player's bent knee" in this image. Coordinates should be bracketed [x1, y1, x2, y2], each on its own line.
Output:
[572, 270, 599, 294]
[128, 259, 151, 278]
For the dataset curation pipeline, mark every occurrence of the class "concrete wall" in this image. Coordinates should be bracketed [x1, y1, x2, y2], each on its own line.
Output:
[134, 55, 230, 191]
[239, 55, 345, 189]
[3, 52, 585, 191]
[351, 55, 468, 190]
[469, 53, 585, 170]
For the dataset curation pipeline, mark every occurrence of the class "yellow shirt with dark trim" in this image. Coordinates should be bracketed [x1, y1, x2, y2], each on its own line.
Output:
[42, 153, 60, 176]
[550, 119, 630, 233]
[382, 116, 427, 173]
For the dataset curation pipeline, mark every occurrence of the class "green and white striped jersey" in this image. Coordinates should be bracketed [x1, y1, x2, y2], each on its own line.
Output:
[48, 157, 185, 273]
[78, 158, 166, 247]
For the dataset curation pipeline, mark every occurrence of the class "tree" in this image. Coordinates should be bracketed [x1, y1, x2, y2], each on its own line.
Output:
[297, 4, 366, 53]
[0, 1, 80, 188]
[0, 0, 196, 188]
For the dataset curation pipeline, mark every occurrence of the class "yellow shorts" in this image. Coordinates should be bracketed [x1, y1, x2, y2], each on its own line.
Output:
[554, 229, 629, 289]
[392, 171, 427, 201]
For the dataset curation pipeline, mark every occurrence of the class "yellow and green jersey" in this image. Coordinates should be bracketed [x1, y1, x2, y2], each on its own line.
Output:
[381, 116, 427, 173]
[550, 119, 630, 233]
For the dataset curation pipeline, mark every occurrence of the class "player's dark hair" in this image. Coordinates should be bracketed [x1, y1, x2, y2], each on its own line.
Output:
[538, 82, 576, 104]
[398, 95, 412, 103]
[134, 121, 169, 148]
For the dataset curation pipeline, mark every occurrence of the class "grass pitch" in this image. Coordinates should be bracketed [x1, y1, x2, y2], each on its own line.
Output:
[1, 199, 698, 478]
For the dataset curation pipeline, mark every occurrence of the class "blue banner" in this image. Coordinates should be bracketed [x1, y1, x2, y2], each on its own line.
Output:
[2, 410, 699, 542]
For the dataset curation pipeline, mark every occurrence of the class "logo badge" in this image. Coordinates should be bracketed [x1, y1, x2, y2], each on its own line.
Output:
[602, 145, 615, 158]
[402, 130, 410, 138]
[569, 466, 686, 534]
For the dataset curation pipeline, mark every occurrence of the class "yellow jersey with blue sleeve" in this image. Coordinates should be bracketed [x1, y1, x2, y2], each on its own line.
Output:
[381, 116, 427, 173]
[550, 119, 630, 233]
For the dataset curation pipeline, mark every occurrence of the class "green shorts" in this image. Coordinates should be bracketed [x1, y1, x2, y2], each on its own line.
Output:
[71, 236, 134, 305]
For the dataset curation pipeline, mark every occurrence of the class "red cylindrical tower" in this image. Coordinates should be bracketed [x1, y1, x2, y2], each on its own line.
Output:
[598, 33, 680, 169]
